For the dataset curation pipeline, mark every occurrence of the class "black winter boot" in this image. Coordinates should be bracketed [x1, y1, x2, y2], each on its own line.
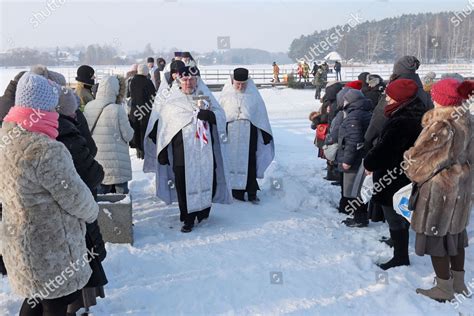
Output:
[378, 229, 410, 270]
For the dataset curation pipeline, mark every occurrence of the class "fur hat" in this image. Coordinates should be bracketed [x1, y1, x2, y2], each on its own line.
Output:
[386, 79, 418, 102]
[31, 65, 67, 86]
[137, 64, 149, 76]
[431, 78, 465, 107]
[15, 72, 60, 112]
[367, 74, 383, 88]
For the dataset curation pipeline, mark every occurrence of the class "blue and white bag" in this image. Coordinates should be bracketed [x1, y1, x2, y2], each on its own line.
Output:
[392, 183, 413, 223]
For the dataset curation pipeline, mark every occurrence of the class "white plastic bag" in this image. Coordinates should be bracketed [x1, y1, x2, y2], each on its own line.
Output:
[323, 143, 338, 162]
[360, 174, 373, 204]
[392, 183, 413, 223]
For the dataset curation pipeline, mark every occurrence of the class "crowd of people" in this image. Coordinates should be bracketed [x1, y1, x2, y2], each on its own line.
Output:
[0, 52, 472, 314]
[0, 51, 275, 315]
[310, 55, 474, 302]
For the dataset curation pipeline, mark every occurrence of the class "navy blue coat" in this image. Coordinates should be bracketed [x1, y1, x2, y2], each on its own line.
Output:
[337, 90, 373, 172]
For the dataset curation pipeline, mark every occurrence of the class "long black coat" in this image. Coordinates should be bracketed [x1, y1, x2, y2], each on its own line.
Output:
[364, 97, 426, 206]
[57, 114, 108, 287]
[129, 75, 156, 152]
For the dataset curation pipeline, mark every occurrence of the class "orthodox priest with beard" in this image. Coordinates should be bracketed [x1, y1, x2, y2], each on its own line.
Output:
[156, 66, 232, 233]
[219, 68, 275, 204]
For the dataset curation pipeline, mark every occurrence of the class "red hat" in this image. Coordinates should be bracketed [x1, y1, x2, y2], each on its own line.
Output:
[431, 78, 464, 107]
[344, 80, 363, 90]
[457, 80, 474, 100]
[385, 79, 418, 102]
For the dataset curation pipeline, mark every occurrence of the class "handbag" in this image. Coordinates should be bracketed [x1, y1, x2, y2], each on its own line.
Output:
[323, 143, 338, 161]
[316, 123, 329, 141]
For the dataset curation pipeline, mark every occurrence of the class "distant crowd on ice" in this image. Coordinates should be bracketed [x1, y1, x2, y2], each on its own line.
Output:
[309, 55, 474, 303]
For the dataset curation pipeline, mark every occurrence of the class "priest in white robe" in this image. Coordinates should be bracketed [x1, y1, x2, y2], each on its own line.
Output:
[219, 68, 275, 204]
[155, 66, 232, 232]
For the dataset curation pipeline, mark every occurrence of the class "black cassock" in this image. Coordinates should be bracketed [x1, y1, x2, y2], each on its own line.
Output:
[232, 123, 272, 201]
[158, 128, 217, 226]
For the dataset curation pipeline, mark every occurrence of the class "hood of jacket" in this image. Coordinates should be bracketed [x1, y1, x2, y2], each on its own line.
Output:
[344, 89, 373, 113]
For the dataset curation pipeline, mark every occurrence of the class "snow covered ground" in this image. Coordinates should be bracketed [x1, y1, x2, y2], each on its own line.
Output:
[1, 87, 474, 316]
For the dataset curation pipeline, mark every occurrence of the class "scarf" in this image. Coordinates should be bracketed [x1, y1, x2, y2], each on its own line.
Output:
[4, 106, 59, 139]
[384, 97, 415, 118]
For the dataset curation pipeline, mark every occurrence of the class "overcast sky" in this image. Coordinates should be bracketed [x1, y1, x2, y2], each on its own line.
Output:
[0, 0, 471, 53]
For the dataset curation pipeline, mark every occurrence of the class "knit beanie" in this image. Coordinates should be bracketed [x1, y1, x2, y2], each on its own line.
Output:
[344, 80, 363, 90]
[15, 72, 60, 112]
[431, 78, 464, 107]
[137, 64, 149, 76]
[76, 65, 95, 86]
[57, 87, 79, 117]
[385, 79, 418, 102]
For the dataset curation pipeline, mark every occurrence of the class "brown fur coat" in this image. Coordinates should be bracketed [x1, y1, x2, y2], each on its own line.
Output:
[404, 106, 472, 236]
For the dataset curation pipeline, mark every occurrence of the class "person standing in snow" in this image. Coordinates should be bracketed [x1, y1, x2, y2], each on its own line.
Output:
[338, 88, 373, 227]
[75, 65, 96, 111]
[364, 79, 427, 270]
[219, 68, 274, 203]
[272, 62, 280, 83]
[129, 64, 157, 159]
[84, 75, 134, 194]
[334, 61, 342, 81]
[404, 79, 473, 302]
[310, 81, 343, 180]
[313, 68, 325, 100]
[52, 85, 109, 315]
[156, 66, 232, 233]
[0, 72, 98, 315]
[311, 62, 319, 77]
[147, 57, 160, 91]
[303, 61, 310, 83]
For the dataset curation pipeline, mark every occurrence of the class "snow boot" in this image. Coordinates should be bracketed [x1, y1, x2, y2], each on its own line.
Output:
[342, 217, 368, 228]
[451, 270, 471, 297]
[378, 229, 410, 270]
[416, 277, 455, 302]
[181, 223, 193, 233]
[232, 190, 246, 201]
[248, 193, 260, 205]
